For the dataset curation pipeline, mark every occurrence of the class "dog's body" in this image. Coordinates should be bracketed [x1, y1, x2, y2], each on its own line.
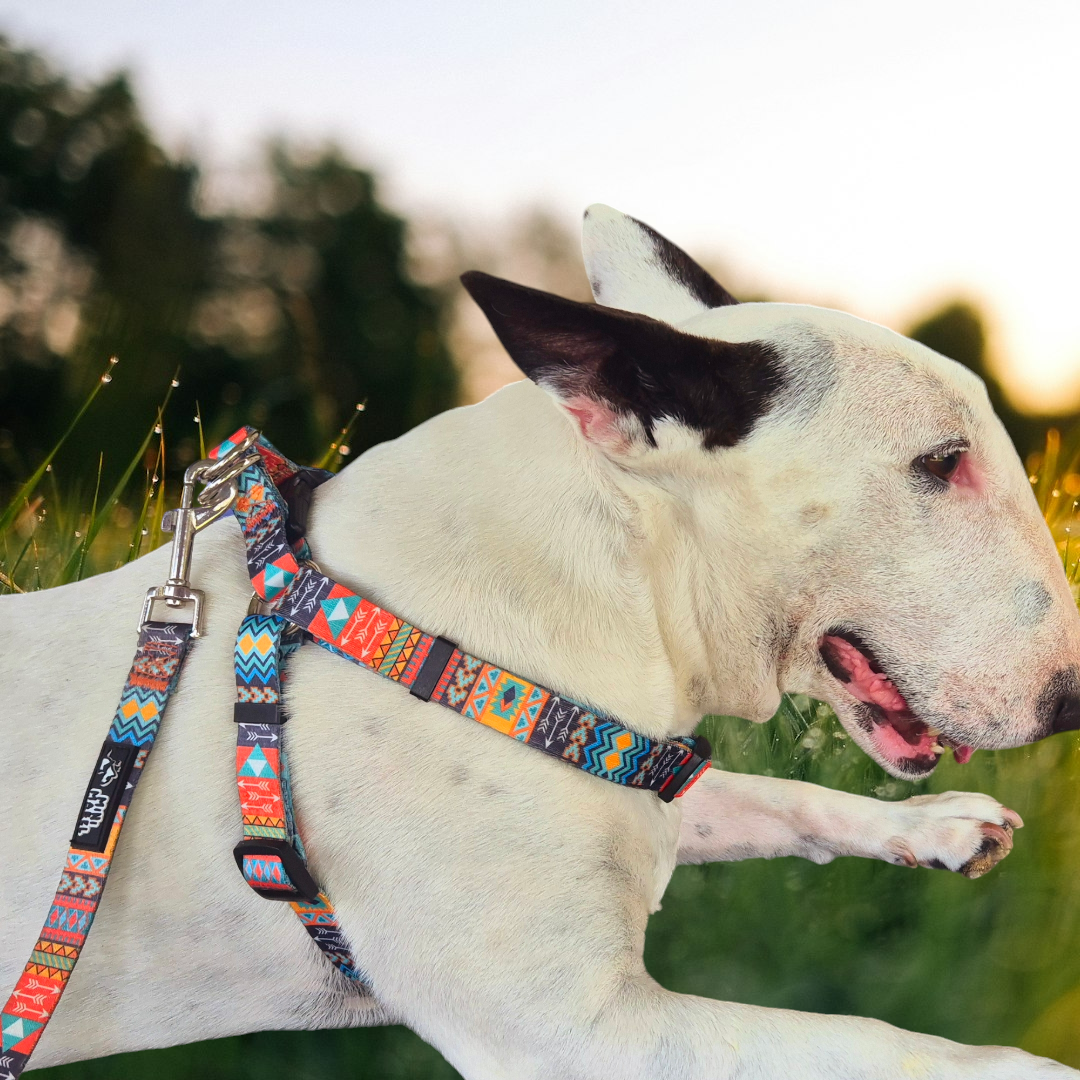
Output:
[3, 206, 1079, 1077]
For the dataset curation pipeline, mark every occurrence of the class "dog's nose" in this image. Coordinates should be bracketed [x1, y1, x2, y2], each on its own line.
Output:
[1039, 667, 1080, 734]
[1051, 692, 1080, 733]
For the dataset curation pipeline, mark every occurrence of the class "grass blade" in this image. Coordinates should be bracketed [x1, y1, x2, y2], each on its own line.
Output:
[316, 400, 367, 472]
[74, 453, 104, 581]
[58, 374, 178, 584]
[126, 423, 165, 564]
[0, 356, 117, 537]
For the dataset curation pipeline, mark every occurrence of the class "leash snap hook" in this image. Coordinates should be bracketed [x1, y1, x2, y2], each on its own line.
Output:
[140, 432, 263, 637]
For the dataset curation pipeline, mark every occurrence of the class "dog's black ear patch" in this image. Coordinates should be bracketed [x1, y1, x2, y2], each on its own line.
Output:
[625, 214, 739, 310]
[461, 271, 784, 449]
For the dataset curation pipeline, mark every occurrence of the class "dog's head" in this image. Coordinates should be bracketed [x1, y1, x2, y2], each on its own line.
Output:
[462, 204, 1080, 779]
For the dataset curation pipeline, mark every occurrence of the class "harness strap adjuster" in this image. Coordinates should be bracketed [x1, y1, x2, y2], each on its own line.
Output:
[233, 838, 321, 902]
[233, 701, 284, 725]
[409, 636, 457, 702]
[657, 735, 712, 803]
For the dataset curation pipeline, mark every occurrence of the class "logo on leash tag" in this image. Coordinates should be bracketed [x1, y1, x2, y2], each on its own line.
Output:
[71, 740, 137, 852]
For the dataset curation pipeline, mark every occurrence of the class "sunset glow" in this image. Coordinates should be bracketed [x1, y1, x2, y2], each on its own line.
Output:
[4, 0, 1080, 413]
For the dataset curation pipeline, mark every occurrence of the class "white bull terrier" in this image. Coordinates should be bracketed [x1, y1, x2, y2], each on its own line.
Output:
[3, 204, 1080, 1078]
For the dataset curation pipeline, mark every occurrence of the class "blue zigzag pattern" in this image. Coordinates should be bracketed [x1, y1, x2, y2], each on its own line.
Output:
[234, 615, 283, 686]
[108, 689, 167, 746]
[579, 721, 652, 783]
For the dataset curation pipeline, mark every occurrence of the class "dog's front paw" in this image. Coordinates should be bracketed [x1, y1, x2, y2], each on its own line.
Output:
[882, 790, 1023, 879]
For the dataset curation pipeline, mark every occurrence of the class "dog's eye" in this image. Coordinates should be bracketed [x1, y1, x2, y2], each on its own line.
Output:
[918, 450, 963, 482]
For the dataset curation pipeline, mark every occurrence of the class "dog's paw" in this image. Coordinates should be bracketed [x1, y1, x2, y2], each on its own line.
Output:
[882, 790, 1023, 879]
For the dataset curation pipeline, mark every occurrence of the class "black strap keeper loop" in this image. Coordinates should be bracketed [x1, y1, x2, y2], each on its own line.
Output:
[234, 701, 284, 725]
[410, 636, 457, 702]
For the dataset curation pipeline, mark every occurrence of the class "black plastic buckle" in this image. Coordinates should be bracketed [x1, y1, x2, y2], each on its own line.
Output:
[278, 468, 334, 546]
[657, 734, 712, 803]
[233, 838, 321, 902]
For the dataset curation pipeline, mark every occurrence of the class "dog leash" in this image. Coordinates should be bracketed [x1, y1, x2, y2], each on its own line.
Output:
[0, 443, 256, 1077]
[2, 426, 710, 1076]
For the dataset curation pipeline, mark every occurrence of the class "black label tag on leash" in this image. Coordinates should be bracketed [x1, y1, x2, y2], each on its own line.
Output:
[71, 739, 137, 852]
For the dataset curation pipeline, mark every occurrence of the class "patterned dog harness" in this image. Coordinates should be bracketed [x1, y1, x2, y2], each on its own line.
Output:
[2, 427, 711, 1075]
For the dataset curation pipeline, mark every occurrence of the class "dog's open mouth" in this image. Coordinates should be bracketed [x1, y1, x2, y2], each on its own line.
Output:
[820, 631, 973, 775]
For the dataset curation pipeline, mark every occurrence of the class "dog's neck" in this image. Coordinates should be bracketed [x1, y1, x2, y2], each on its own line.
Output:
[307, 379, 781, 738]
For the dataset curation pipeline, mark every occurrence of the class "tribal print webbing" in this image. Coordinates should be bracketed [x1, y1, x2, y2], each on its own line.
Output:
[212, 431, 367, 983]
[1, 624, 192, 1076]
[213, 426, 712, 800]
[215, 426, 707, 998]
[280, 573, 703, 791]
[233, 614, 366, 983]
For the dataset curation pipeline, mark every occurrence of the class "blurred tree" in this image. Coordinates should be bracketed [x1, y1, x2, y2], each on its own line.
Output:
[188, 144, 455, 465]
[0, 37, 215, 473]
[419, 208, 592, 404]
[0, 37, 456, 484]
[906, 301, 1076, 456]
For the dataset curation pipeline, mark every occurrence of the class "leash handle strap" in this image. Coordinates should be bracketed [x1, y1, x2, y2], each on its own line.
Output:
[1, 623, 192, 1077]
[219, 426, 711, 801]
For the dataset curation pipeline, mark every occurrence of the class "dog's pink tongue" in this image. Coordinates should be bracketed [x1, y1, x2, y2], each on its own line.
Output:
[954, 744, 974, 764]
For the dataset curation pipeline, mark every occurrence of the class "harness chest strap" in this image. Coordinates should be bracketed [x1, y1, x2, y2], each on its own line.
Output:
[218, 426, 712, 804]
[232, 612, 367, 983]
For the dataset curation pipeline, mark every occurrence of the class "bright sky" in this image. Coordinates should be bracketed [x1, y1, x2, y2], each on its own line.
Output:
[5, 0, 1080, 411]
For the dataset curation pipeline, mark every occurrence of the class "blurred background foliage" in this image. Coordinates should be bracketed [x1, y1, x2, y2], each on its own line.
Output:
[4, 30, 1080, 1080]
[0, 36, 454, 491]
[0, 33, 1075, 504]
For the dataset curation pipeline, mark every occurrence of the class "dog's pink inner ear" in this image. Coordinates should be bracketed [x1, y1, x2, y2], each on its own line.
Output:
[562, 394, 627, 449]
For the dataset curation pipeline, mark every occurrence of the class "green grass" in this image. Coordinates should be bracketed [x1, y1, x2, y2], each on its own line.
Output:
[7, 397, 1080, 1076]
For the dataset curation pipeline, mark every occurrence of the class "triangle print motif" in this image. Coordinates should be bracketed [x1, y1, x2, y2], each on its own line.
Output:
[238, 745, 277, 779]
[321, 595, 360, 641]
[2, 1011, 44, 1053]
[252, 553, 299, 601]
[262, 558, 295, 599]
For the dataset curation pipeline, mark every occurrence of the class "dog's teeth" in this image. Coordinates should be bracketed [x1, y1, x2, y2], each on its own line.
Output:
[930, 742, 944, 754]
[927, 726, 942, 736]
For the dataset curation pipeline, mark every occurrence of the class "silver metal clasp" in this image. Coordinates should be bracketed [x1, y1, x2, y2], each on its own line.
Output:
[140, 429, 262, 637]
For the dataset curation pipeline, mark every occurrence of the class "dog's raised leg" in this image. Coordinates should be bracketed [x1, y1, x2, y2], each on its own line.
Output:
[510, 983, 1077, 1079]
[676, 768, 1019, 878]
[437, 960, 1075, 1079]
